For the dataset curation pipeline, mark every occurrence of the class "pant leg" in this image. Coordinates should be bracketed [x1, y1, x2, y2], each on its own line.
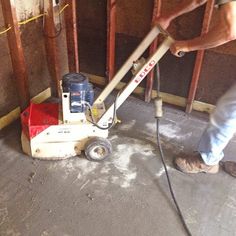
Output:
[198, 82, 236, 165]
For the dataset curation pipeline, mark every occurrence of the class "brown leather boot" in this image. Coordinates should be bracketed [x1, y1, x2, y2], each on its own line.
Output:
[174, 153, 219, 174]
[221, 161, 236, 178]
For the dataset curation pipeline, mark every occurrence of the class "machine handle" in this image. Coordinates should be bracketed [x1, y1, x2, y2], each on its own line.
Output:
[156, 24, 185, 58]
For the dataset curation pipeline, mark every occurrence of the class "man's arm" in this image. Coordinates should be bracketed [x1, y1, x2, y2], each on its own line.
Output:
[171, 2, 236, 56]
[155, 0, 207, 29]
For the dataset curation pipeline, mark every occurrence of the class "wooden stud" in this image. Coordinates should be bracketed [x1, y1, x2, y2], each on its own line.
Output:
[64, 0, 79, 72]
[106, 0, 116, 81]
[43, 0, 61, 97]
[0, 71, 216, 130]
[1, 0, 30, 110]
[145, 0, 161, 102]
[186, 0, 214, 113]
[85, 73, 215, 114]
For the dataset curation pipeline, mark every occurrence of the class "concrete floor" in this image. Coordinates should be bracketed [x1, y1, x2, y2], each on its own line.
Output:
[0, 94, 236, 236]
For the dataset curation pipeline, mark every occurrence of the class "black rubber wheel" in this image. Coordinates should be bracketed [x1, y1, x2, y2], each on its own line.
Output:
[84, 137, 112, 162]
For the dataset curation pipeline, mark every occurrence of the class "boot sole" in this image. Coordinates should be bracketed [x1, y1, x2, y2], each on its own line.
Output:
[174, 161, 219, 174]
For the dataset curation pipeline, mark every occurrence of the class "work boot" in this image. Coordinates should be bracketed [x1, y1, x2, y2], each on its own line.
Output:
[174, 153, 219, 174]
[221, 161, 236, 178]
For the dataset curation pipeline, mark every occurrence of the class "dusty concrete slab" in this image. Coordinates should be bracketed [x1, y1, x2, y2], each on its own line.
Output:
[0, 94, 236, 236]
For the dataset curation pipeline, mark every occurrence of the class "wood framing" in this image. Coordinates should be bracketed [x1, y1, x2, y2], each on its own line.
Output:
[1, 0, 30, 110]
[145, 0, 161, 102]
[186, 0, 214, 113]
[64, 0, 79, 72]
[95, 26, 161, 104]
[43, 0, 61, 97]
[0, 88, 51, 130]
[106, 0, 116, 82]
[0, 73, 215, 131]
[98, 36, 173, 126]
[85, 73, 215, 114]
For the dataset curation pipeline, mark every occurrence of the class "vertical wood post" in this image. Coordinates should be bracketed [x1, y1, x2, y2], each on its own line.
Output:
[43, 0, 61, 97]
[186, 0, 214, 113]
[64, 0, 79, 73]
[106, 0, 116, 82]
[145, 0, 161, 102]
[1, 0, 30, 110]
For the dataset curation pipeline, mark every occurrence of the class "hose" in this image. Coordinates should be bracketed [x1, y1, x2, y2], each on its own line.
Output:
[154, 64, 192, 236]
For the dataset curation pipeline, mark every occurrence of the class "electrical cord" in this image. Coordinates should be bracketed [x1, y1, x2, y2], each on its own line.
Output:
[86, 92, 120, 130]
[0, 4, 69, 37]
[154, 64, 192, 236]
[18, 13, 45, 26]
[156, 119, 192, 236]
[0, 26, 12, 35]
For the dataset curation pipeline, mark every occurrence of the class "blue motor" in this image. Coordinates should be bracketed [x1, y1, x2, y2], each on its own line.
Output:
[62, 73, 94, 113]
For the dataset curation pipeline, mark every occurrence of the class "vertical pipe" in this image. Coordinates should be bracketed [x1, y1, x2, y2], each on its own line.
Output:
[106, 0, 116, 82]
[43, 0, 61, 97]
[1, 0, 30, 110]
[145, 0, 161, 102]
[64, 0, 79, 73]
[186, 0, 214, 113]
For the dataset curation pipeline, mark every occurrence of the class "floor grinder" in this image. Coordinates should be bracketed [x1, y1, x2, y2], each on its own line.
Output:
[21, 25, 174, 162]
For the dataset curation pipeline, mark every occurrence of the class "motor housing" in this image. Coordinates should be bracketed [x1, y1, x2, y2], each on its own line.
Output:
[62, 73, 94, 113]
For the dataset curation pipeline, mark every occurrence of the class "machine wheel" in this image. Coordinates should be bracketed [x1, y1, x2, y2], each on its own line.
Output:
[85, 137, 112, 162]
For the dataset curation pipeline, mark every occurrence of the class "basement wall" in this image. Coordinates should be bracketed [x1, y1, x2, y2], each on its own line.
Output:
[0, 0, 236, 119]
[78, 0, 236, 104]
[0, 0, 68, 117]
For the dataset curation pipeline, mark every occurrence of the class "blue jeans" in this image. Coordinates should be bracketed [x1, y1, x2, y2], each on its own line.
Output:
[198, 83, 236, 165]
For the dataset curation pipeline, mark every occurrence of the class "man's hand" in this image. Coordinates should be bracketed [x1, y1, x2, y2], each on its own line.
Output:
[170, 3, 236, 54]
[170, 41, 189, 57]
[153, 0, 207, 30]
[153, 16, 171, 30]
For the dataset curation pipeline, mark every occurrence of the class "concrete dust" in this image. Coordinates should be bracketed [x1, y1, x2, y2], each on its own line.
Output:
[28, 172, 36, 183]
[47, 135, 155, 189]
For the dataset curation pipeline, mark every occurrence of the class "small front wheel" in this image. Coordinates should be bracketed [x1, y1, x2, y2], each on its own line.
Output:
[84, 137, 112, 162]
